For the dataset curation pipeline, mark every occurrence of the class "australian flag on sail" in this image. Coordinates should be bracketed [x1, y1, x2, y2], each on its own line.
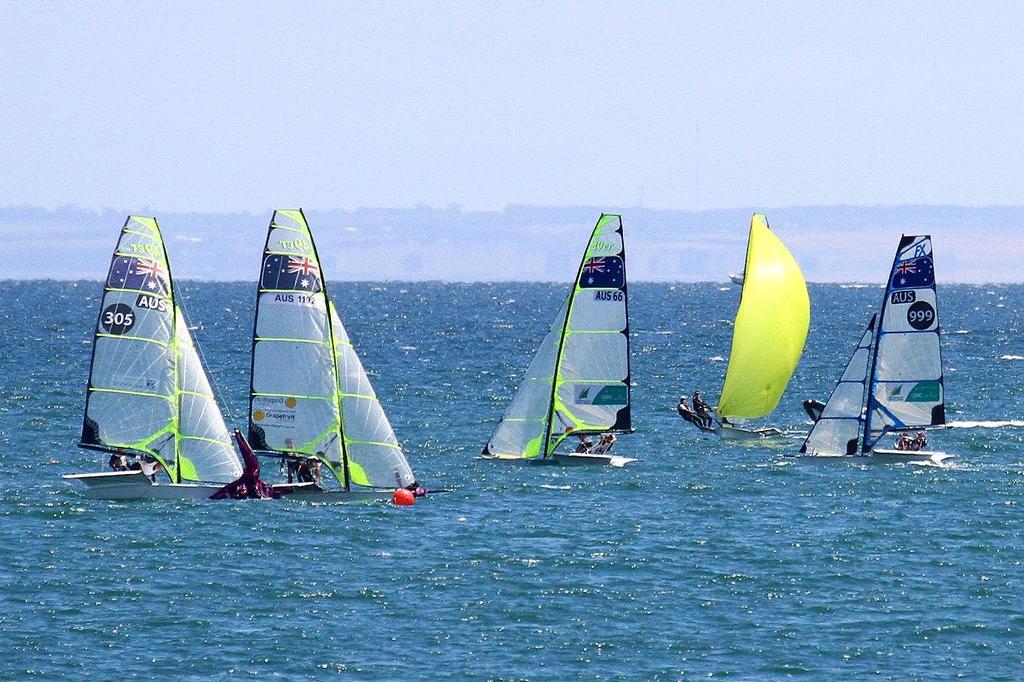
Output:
[106, 256, 169, 294]
[890, 256, 935, 290]
[579, 256, 625, 289]
[261, 254, 323, 293]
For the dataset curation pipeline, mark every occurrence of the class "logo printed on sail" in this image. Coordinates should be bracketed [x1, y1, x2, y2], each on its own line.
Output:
[891, 256, 934, 290]
[261, 254, 323, 293]
[574, 384, 627, 405]
[277, 237, 312, 254]
[579, 256, 624, 289]
[107, 256, 169, 294]
[101, 303, 136, 335]
[588, 239, 618, 255]
[889, 381, 941, 403]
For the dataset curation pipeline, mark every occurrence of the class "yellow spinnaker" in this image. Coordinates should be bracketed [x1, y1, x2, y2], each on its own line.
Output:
[718, 214, 810, 419]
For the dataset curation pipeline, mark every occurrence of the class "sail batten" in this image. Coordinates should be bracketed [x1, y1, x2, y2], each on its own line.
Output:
[483, 214, 631, 459]
[718, 214, 809, 420]
[248, 209, 415, 489]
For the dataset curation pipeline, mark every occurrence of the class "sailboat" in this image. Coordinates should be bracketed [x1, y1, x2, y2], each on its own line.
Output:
[798, 235, 950, 463]
[684, 214, 810, 440]
[248, 209, 420, 499]
[480, 214, 636, 466]
[65, 216, 246, 499]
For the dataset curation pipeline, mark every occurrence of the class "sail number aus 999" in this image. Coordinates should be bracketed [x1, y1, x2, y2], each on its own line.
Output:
[907, 301, 935, 330]
[593, 291, 624, 302]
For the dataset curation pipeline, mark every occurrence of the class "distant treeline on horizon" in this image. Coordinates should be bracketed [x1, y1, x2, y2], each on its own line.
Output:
[4, 204, 1022, 283]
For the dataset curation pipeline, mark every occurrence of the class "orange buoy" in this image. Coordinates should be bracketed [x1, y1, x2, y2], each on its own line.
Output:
[392, 488, 415, 506]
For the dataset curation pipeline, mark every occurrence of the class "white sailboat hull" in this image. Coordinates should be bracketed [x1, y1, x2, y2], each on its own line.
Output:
[792, 449, 953, 465]
[63, 471, 223, 500]
[549, 453, 639, 467]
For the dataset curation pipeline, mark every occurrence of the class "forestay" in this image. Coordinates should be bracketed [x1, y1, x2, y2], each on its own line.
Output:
[482, 214, 631, 459]
[863, 235, 945, 451]
[248, 209, 415, 489]
[718, 214, 810, 420]
[798, 316, 876, 456]
[80, 216, 242, 483]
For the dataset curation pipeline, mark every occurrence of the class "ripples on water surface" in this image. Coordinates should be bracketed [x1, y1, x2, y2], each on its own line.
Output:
[0, 281, 1022, 678]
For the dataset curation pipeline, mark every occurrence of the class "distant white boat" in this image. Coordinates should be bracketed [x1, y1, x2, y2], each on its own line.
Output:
[728, 272, 744, 285]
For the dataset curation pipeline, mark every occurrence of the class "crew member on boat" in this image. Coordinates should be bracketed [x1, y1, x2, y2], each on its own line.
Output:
[564, 426, 593, 453]
[108, 448, 128, 471]
[591, 433, 617, 454]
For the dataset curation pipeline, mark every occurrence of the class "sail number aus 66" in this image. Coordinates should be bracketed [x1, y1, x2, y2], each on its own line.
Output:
[593, 290, 624, 302]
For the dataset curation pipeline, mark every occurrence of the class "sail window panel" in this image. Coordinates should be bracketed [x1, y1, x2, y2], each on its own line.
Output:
[87, 391, 174, 447]
[840, 347, 870, 383]
[251, 395, 340, 453]
[882, 289, 938, 334]
[252, 341, 336, 397]
[559, 333, 628, 382]
[875, 334, 941, 381]
[346, 443, 416, 489]
[804, 419, 860, 456]
[820, 382, 864, 419]
[501, 377, 551, 420]
[91, 337, 175, 396]
[179, 436, 241, 482]
[340, 395, 399, 446]
[487, 419, 546, 459]
[256, 293, 328, 340]
[98, 290, 173, 343]
[568, 293, 626, 332]
[335, 344, 376, 398]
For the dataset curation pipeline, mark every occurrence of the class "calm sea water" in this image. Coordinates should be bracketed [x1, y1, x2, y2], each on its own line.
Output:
[1, 281, 1022, 679]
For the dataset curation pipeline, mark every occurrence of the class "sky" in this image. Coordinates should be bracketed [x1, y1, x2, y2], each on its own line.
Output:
[3, 1, 1024, 214]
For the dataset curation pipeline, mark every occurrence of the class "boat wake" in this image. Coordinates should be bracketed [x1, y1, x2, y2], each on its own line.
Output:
[947, 420, 1024, 429]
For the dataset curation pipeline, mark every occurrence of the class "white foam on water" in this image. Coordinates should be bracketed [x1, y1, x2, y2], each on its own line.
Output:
[999, 355, 1023, 360]
[948, 420, 1024, 429]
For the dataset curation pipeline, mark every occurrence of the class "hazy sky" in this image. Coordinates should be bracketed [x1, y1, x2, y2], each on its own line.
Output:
[2, 2, 1022, 213]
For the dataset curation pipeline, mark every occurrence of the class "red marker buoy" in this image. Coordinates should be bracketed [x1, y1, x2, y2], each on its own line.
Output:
[392, 488, 415, 506]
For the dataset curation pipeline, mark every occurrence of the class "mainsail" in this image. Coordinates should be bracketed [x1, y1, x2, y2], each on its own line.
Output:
[718, 214, 810, 420]
[80, 216, 242, 483]
[248, 209, 415, 489]
[482, 214, 631, 459]
[798, 316, 876, 456]
[862, 235, 945, 451]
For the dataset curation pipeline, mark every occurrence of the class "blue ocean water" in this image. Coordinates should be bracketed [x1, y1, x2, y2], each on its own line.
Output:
[1, 280, 1022, 679]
